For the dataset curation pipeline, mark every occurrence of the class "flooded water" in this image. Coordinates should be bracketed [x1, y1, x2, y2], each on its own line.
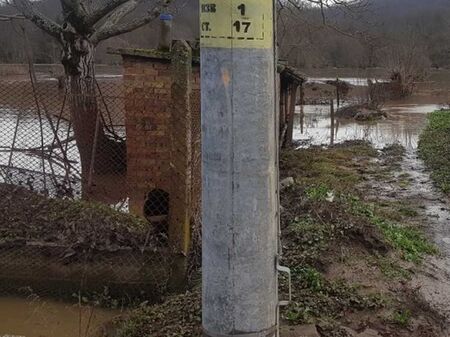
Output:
[1, 72, 449, 335]
[0, 107, 81, 196]
[0, 107, 128, 206]
[0, 296, 119, 337]
[307, 77, 388, 87]
[294, 101, 443, 150]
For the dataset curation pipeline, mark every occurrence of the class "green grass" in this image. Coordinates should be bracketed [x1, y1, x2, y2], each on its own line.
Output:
[283, 266, 385, 325]
[419, 110, 450, 194]
[391, 309, 412, 327]
[348, 196, 437, 263]
[280, 142, 377, 193]
[291, 266, 325, 292]
[375, 257, 412, 280]
[305, 184, 332, 201]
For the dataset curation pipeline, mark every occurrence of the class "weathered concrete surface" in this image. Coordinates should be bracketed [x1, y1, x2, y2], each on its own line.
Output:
[201, 47, 278, 335]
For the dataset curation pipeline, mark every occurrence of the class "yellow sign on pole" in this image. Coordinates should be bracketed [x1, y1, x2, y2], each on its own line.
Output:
[200, 0, 273, 49]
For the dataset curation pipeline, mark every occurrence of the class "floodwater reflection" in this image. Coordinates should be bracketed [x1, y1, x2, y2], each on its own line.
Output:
[294, 102, 442, 150]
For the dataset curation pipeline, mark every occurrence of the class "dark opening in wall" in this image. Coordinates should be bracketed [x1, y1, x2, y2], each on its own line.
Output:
[144, 189, 170, 219]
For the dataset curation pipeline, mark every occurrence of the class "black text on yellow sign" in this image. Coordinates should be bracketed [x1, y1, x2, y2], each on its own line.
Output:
[200, 0, 274, 49]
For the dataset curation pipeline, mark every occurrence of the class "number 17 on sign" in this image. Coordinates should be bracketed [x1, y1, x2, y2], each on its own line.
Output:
[200, 0, 273, 49]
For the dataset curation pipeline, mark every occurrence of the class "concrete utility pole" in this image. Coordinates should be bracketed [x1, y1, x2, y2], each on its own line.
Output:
[200, 0, 283, 336]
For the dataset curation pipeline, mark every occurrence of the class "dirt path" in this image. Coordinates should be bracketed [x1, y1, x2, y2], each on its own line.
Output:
[365, 147, 450, 334]
[401, 150, 450, 332]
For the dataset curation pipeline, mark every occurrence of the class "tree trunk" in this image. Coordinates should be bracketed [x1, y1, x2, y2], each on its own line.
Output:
[61, 33, 126, 185]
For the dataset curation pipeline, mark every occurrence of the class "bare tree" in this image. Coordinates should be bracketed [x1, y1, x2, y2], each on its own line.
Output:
[381, 29, 431, 97]
[4, 0, 171, 177]
[277, 0, 374, 68]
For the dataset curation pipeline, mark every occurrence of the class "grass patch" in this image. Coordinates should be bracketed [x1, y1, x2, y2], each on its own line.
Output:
[376, 257, 412, 280]
[280, 141, 377, 193]
[377, 220, 437, 263]
[349, 196, 437, 263]
[283, 266, 385, 325]
[391, 309, 412, 327]
[305, 184, 333, 201]
[419, 110, 450, 194]
[116, 290, 201, 337]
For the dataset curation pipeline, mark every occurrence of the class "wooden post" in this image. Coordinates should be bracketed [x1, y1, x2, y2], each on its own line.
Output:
[336, 77, 340, 108]
[286, 83, 298, 147]
[330, 99, 335, 146]
[168, 40, 193, 290]
[299, 83, 305, 134]
[279, 81, 287, 144]
[300, 83, 305, 106]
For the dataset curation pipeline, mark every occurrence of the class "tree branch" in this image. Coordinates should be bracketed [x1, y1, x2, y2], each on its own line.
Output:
[0, 14, 25, 21]
[85, 0, 132, 26]
[92, 0, 170, 44]
[12, 0, 63, 39]
[59, 0, 89, 31]
[93, 0, 140, 33]
[92, 7, 160, 44]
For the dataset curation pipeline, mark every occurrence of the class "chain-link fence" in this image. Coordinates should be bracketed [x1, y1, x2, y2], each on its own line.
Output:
[0, 73, 199, 307]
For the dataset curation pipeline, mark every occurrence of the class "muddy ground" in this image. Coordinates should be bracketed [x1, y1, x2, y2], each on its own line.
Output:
[106, 141, 450, 337]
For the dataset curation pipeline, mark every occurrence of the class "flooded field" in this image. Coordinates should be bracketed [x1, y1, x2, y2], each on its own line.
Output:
[296, 68, 450, 149]
[0, 107, 81, 195]
[294, 101, 443, 150]
[306, 77, 388, 86]
[0, 69, 449, 336]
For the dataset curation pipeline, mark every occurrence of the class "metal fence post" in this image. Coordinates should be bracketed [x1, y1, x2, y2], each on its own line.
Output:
[200, 0, 279, 336]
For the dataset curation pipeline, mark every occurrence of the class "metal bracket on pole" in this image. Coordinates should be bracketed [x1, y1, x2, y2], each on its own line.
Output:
[277, 261, 291, 307]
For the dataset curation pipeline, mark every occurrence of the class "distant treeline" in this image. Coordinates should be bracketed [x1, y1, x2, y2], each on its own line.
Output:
[278, 0, 450, 69]
[0, 0, 449, 69]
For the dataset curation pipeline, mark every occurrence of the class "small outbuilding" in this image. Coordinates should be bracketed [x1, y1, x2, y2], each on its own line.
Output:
[110, 42, 306, 258]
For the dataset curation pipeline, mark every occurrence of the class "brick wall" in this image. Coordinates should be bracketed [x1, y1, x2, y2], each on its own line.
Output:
[122, 53, 201, 230]
[123, 55, 173, 217]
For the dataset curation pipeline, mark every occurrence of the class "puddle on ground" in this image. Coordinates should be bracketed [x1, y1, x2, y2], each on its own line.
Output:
[0, 296, 119, 337]
[294, 101, 442, 150]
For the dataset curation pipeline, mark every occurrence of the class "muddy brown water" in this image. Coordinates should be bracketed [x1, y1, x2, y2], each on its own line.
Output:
[0, 296, 120, 337]
[294, 99, 445, 150]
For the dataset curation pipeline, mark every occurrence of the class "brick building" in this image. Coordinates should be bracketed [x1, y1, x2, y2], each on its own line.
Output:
[112, 42, 305, 257]
[113, 42, 200, 256]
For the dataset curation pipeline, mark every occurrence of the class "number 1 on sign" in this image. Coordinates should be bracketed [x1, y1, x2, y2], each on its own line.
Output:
[237, 3, 246, 15]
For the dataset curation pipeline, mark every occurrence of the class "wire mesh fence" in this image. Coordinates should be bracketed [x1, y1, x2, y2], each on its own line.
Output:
[0, 73, 199, 307]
